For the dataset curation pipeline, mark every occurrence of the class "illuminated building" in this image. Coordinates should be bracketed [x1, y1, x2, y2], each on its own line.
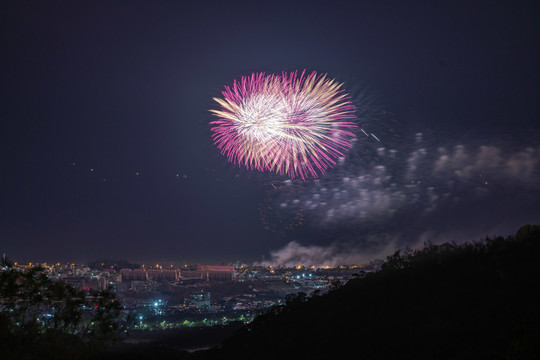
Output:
[147, 269, 179, 282]
[191, 291, 210, 309]
[120, 268, 148, 281]
[182, 265, 234, 282]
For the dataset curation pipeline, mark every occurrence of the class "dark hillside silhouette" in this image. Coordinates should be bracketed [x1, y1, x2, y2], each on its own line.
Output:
[196, 225, 540, 359]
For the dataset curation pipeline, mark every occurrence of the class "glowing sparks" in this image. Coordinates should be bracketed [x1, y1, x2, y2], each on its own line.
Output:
[210, 70, 358, 179]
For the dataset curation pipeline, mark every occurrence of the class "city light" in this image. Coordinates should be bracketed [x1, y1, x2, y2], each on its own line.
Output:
[5, 260, 369, 331]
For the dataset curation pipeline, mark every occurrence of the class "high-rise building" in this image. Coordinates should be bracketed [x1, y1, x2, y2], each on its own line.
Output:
[191, 291, 210, 309]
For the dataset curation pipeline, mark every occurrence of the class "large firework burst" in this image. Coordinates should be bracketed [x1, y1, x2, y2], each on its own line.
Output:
[210, 70, 358, 179]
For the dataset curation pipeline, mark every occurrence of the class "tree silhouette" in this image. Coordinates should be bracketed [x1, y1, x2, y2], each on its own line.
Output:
[202, 229, 540, 360]
[0, 260, 127, 359]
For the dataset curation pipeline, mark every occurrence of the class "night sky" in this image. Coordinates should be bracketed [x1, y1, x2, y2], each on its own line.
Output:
[2, 1, 540, 265]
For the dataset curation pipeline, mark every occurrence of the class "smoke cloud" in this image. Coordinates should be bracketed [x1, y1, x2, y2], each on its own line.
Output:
[259, 134, 540, 266]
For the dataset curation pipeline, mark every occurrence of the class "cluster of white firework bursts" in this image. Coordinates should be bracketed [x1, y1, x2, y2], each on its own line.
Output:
[269, 132, 540, 228]
[210, 71, 358, 180]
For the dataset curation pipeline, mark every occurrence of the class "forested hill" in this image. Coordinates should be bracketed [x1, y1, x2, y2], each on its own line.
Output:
[196, 225, 540, 360]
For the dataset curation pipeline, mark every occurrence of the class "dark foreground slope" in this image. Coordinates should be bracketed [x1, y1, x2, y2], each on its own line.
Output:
[197, 228, 540, 360]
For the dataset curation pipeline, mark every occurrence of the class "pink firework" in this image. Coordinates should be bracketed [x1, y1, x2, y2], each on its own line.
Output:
[210, 70, 358, 179]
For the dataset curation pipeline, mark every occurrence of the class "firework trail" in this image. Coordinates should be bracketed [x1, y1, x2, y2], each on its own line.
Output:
[210, 71, 358, 180]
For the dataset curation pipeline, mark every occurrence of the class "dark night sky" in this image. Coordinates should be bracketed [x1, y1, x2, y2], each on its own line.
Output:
[2, 1, 540, 265]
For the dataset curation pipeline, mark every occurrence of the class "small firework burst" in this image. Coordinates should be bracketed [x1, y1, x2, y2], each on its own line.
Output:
[210, 70, 358, 179]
